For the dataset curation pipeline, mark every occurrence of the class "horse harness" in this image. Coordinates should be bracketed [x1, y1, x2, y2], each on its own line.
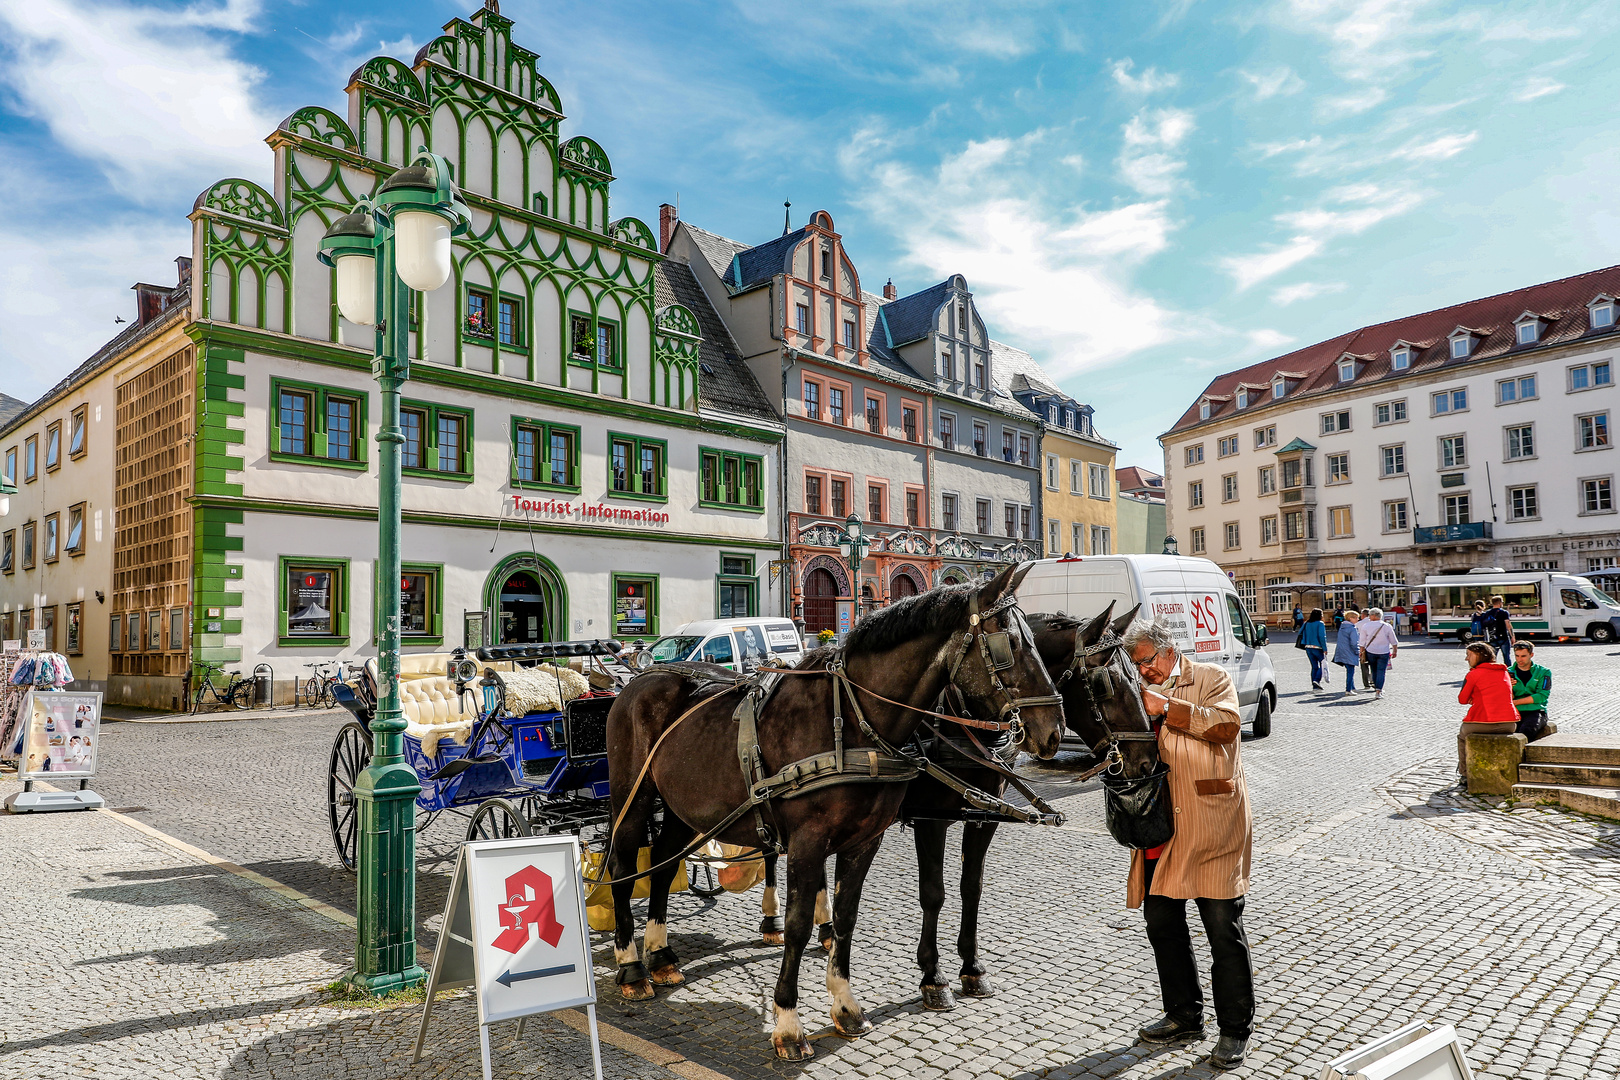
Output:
[1056, 626, 1158, 779]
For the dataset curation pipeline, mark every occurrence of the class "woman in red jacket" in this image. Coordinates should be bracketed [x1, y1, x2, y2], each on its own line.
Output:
[1457, 641, 1517, 777]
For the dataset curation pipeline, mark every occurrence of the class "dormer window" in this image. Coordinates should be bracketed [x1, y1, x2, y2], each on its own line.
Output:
[1517, 321, 1538, 345]
[1199, 400, 1211, 421]
[1391, 346, 1412, 371]
[1065, 409, 1074, 429]
[1272, 379, 1285, 399]
[1337, 359, 1355, 382]
[1236, 389, 1248, 409]
[1591, 297, 1615, 330]
[1448, 329, 1475, 359]
[1048, 405, 1058, 425]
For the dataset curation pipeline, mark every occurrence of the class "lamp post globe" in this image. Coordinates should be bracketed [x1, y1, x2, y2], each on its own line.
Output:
[375, 153, 470, 293]
[318, 202, 378, 326]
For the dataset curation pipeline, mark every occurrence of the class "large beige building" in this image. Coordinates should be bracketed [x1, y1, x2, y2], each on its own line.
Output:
[1161, 266, 1620, 625]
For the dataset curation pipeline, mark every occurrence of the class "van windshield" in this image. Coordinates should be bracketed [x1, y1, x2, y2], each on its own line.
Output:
[1593, 588, 1619, 607]
[648, 635, 701, 662]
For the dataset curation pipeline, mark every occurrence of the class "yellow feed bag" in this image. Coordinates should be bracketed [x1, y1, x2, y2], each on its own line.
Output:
[581, 847, 687, 932]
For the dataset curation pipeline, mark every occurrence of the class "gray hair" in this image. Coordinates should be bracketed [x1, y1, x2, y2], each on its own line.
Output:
[1367, 607, 1384, 620]
[1120, 618, 1177, 656]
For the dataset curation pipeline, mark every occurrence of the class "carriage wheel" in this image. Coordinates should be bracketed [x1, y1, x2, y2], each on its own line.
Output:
[687, 858, 724, 899]
[466, 798, 532, 843]
[327, 722, 373, 872]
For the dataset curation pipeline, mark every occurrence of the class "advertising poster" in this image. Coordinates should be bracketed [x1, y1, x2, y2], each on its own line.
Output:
[18, 691, 103, 779]
[289, 570, 333, 635]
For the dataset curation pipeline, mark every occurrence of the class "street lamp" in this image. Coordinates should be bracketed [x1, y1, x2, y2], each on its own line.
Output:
[1162, 535, 1179, 556]
[318, 148, 470, 996]
[837, 512, 870, 617]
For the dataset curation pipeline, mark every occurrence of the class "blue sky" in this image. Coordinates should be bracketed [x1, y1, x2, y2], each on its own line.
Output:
[3, 0, 1618, 470]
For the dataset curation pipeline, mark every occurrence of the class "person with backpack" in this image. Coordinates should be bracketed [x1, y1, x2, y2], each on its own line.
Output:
[1479, 596, 1516, 661]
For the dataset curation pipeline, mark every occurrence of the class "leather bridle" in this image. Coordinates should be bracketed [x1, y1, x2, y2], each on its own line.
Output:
[942, 589, 1064, 748]
[1059, 628, 1156, 777]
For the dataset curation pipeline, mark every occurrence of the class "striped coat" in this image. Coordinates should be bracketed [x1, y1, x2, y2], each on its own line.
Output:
[1127, 658, 1252, 908]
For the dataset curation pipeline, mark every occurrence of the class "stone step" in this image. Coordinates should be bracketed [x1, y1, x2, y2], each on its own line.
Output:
[1511, 782, 1620, 822]
[1523, 732, 1620, 767]
[1517, 762, 1620, 787]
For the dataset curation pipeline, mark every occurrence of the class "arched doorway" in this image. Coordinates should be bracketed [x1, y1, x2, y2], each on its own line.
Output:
[804, 568, 838, 633]
[891, 574, 918, 600]
[484, 554, 566, 644]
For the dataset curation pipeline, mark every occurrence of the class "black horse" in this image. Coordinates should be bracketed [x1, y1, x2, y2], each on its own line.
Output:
[602, 565, 1066, 1059]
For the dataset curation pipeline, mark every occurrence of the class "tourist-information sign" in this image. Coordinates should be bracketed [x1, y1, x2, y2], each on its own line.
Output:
[413, 835, 602, 1080]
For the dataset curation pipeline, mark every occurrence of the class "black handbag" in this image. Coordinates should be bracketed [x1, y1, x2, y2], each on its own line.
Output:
[1100, 760, 1175, 850]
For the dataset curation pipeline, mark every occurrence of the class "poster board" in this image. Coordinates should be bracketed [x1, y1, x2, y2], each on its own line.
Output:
[17, 691, 103, 780]
[1320, 1021, 1475, 1080]
[414, 835, 602, 1080]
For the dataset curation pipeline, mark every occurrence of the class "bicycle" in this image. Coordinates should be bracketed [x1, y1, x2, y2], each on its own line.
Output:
[297, 661, 346, 710]
[192, 661, 254, 713]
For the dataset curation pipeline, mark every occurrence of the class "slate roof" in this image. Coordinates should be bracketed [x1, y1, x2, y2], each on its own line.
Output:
[0, 394, 26, 428]
[1168, 264, 1620, 434]
[871, 279, 954, 348]
[680, 223, 752, 282]
[723, 228, 809, 294]
[652, 260, 777, 423]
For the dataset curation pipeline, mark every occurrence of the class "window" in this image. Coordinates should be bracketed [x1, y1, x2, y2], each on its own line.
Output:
[1375, 399, 1407, 425]
[976, 499, 990, 534]
[21, 522, 34, 568]
[1381, 444, 1405, 476]
[1440, 435, 1467, 469]
[1329, 506, 1352, 538]
[401, 403, 471, 477]
[69, 406, 87, 459]
[1186, 443, 1205, 465]
[795, 304, 809, 335]
[609, 433, 668, 499]
[1258, 465, 1276, 495]
[1190, 526, 1206, 554]
[1002, 430, 1015, 462]
[1506, 424, 1535, 460]
[803, 379, 820, 421]
[1326, 453, 1349, 483]
[1450, 335, 1472, 359]
[613, 574, 659, 639]
[466, 289, 493, 340]
[865, 395, 882, 434]
[1384, 500, 1408, 532]
[1071, 460, 1083, 494]
[1444, 494, 1472, 525]
[843, 320, 856, 349]
[1432, 388, 1468, 414]
[1188, 480, 1204, 508]
[1065, 409, 1075, 429]
[1280, 457, 1304, 489]
[1020, 505, 1033, 540]
[43, 514, 58, 563]
[1235, 579, 1257, 615]
[942, 494, 957, 531]
[1268, 577, 1292, 613]
[1517, 320, 1539, 345]
[0, 530, 10, 574]
[1499, 375, 1537, 403]
[272, 380, 367, 467]
[973, 356, 987, 389]
[828, 387, 845, 425]
[718, 556, 757, 619]
[281, 558, 349, 644]
[1391, 346, 1412, 371]
[700, 448, 765, 511]
[498, 296, 522, 347]
[1200, 401, 1211, 421]
[126, 612, 140, 653]
[66, 504, 84, 556]
[821, 248, 833, 278]
[1508, 485, 1539, 521]
[1583, 476, 1615, 514]
[1236, 389, 1248, 409]
[1090, 525, 1112, 555]
[1224, 522, 1241, 549]
[1254, 425, 1276, 448]
[3, 446, 13, 486]
[170, 608, 184, 650]
[567, 313, 619, 368]
[1260, 515, 1278, 545]
[512, 419, 579, 490]
[1048, 405, 1059, 425]
[805, 474, 822, 514]
[972, 421, 987, 456]
[831, 479, 847, 518]
[1579, 412, 1611, 451]
[1320, 410, 1351, 434]
[938, 413, 955, 451]
[867, 484, 884, 522]
[1218, 435, 1239, 458]
[902, 406, 918, 442]
[1272, 379, 1285, 399]
[1004, 504, 1016, 538]
[1337, 359, 1355, 382]
[44, 422, 60, 471]
[1283, 510, 1306, 541]
[1018, 433, 1031, 466]
[1048, 519, 1060, 554]
[24, 436, 36, 482]
[1089, 463, 1110, 499]
[65, 602, 82, 655]
[1592, 299, 1617, 329]
[941, 349, 955, 382]
[1046, 454, 1059, 490]
[1222, 474, 1238, 502]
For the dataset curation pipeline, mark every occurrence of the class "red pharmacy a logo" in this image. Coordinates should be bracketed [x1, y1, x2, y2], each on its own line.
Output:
[492, 865, 565, 954]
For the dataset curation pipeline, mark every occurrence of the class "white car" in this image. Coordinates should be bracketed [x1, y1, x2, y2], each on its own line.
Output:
[642, 618, 806, 672]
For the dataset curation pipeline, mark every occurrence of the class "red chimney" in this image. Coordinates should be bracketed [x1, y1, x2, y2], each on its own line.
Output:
[659, 203, 677, 254]
[883, 278, 897, 301]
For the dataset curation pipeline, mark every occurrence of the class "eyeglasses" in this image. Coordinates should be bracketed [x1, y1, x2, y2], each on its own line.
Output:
[1130, 649, 1162, 673]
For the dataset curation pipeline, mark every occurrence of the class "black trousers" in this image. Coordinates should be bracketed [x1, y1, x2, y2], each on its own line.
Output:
[1142, 858, 1255, 1039]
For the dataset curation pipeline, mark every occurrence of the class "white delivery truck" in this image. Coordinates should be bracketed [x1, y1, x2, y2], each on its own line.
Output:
[1017, 554, 1277, 737]
[1420, 567, 1620, 643]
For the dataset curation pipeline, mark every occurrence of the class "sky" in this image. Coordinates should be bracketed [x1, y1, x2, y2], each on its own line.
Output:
[3, 0, 1619, 471]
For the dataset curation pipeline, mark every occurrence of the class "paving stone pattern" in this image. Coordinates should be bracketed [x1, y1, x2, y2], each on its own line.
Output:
[78, 636, 1620, 1077]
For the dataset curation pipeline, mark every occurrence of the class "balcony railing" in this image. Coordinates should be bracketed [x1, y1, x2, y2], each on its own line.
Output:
[789, 513, 1042, 564]
[1414, 521, 1493, 545]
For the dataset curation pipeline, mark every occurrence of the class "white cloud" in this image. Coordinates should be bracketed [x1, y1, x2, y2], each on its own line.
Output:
[1239, 66, 1304, 101]
[1111, 58, 1180, 95]
[377, 35, 422, 62]
[0, 0, 275, 199]
[1270, 281, 1346, 305]
[1247, 328, 1296, 350]
[1317, 85, 1389, 119]
[1516, 77, 1566, 102]
[1118, 108, 1196, 197]
[1222, 184, 1422, 290]
[1388, 130, 1477, 162]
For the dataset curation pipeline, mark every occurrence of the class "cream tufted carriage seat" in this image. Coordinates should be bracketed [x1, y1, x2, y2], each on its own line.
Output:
[362, 653, 586, 758]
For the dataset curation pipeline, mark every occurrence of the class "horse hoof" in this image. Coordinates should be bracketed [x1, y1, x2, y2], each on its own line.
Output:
[834, 1011, 874, 1038]
[773, 1035, 813, 1061]
[650, 964, 685, 986]
[920, 984, 957, 1012]
[959, 974, 996, 998]
[761, 931, 785, 946]
[618, 979, 655, 1001]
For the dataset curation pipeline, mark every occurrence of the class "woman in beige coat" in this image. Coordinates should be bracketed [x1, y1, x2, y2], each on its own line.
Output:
[1123, 619, 1255, 1072]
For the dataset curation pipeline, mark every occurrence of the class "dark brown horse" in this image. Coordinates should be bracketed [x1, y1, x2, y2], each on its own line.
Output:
[603, 565, 1065, 1059]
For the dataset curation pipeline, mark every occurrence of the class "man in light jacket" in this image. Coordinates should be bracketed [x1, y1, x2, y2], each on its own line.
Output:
[1124, 619, 1255, 1072]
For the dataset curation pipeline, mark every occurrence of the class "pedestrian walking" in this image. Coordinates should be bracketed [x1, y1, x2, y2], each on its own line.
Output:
[1124, 619, 1254, 1072]
[1509, 640, 1552, 740]
[1479, 595, 1516, 661]
[1332, 604, 1345, 630]
[1332, 609, 1362, 695]
[1468, 600, 1487, 643]
[1456, 641, 1517, 778]
[1358, 607, 1398, 699]
[1299, 609, 1327, 689]
[1292, 604, 1304, 632]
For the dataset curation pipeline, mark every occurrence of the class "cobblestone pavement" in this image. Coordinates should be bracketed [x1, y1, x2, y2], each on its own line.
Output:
[74, 635, 1620, 1077]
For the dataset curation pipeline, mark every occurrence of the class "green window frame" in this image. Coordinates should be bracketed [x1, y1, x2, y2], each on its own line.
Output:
[511, 417, 581, 492]
[611, 572, 659, 640]
[716, 553, 758, 618]
[278, 555, 351, 646]
[607, 431, 668, 502]
[699, 447, 765, 512]
[401, 400, 474, 480]
[374, 561, 445, 646]
[568, 310, 621, 370]
[466, 287, 527, 351]
[270, 378, 368, 470]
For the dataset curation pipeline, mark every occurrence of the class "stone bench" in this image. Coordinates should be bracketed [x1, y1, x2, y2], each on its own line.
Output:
[1466, 733, 1528, 795]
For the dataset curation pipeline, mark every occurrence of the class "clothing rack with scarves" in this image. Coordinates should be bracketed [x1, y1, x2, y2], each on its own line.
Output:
[2, 650, 74, 762]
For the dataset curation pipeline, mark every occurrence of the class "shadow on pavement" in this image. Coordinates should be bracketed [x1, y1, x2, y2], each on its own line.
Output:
[0, 993, 320, 1057]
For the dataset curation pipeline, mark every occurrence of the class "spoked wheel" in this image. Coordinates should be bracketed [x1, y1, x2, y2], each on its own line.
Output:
[328, 722, 373, 872]
[466, 798, 532, 843]
[229, 678, 255, 711]
[687, 858, 724, 898]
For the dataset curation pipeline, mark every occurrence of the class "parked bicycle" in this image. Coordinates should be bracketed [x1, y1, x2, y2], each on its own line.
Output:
[192, 661, 254, 713]
[297, 661, 346, 710]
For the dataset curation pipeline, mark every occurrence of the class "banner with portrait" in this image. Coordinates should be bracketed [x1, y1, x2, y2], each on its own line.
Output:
[17, 691, 103, 780]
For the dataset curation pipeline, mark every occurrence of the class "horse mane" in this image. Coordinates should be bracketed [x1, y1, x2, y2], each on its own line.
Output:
[1026, 611, 1081, 634]
[839, 581, 974, 657]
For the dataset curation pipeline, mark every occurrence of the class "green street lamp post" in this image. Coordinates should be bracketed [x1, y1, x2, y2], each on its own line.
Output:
[838, 512, 870, 617]
[319, 149, 470, 995]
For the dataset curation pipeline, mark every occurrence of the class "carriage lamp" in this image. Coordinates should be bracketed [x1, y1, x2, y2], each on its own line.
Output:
[1162, 535, 1179, 556]
[316, 148, 469, 998]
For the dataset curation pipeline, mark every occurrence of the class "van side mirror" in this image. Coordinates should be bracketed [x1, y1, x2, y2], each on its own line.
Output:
[1254, 624, 1269, 647]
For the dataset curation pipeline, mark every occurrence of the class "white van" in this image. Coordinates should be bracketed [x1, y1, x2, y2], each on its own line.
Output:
[1421, 568, 1620, 643]
[1017, 554, 1278, 737]
[642, 618, 806, 672]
